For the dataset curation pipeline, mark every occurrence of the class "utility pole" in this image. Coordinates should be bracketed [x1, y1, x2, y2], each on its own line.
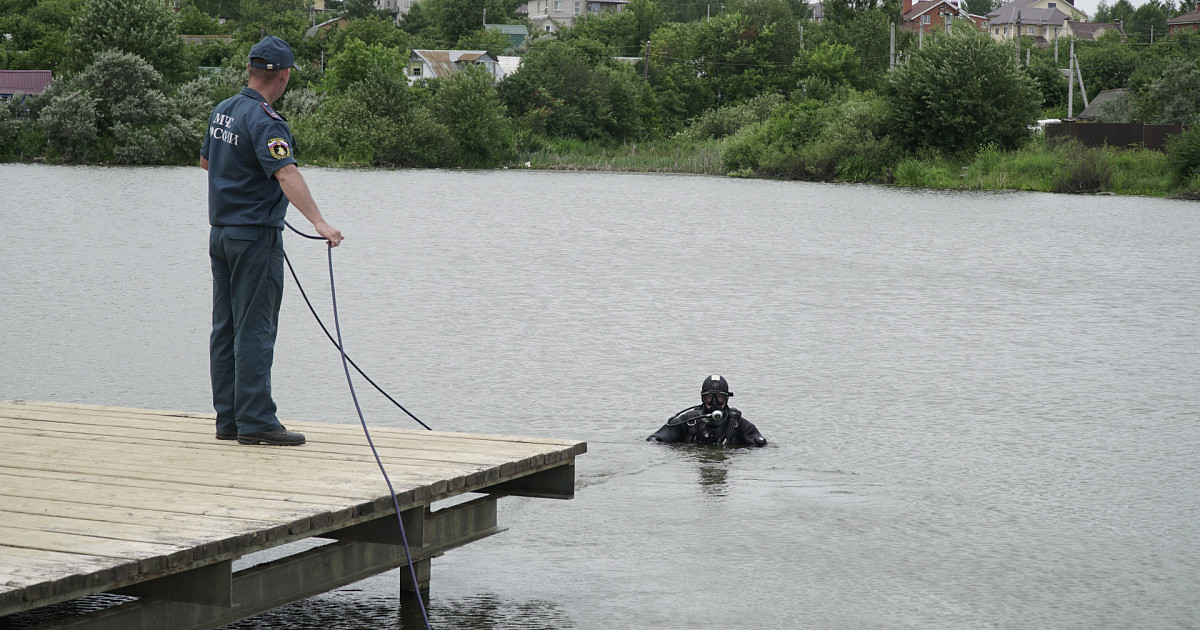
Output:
[1015, 10, 1022, 63]
[799, 24, 803, 49]
[1054, 34, 1058, 64]
[644, 40, 650, 81]
[890, 23, 896, 69]
[1073, 52, 1089, 108]
[1067, 38, 1074, 118]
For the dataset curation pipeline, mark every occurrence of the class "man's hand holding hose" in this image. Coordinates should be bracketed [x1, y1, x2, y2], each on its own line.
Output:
[276, 163, 343, 247]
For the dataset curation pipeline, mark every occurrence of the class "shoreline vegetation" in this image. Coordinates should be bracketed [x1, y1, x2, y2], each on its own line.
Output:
[3, 0, 1199, 199]
[518, 136, 1192, 198]
[5, 134, 1196, 200]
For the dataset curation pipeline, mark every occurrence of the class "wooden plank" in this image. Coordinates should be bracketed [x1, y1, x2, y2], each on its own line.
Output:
[0, 418, 566, 469]
[0, 496, 287, 541]
[0, 400, 587, 452]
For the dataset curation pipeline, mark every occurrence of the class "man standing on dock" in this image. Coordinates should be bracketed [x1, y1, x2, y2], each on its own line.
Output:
[200, 35, 342, 446]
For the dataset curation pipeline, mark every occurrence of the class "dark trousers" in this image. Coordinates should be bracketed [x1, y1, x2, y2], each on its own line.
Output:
[209, 225, 284, 435]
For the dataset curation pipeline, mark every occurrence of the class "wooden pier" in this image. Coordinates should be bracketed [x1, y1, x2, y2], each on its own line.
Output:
[0, 400, 586, 629]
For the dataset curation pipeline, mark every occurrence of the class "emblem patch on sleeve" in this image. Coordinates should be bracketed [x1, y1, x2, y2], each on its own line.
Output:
[267, 137, 291, 159]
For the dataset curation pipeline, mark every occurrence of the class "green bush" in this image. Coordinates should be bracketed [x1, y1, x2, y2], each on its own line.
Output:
[1165, 125, 1200, 184]
[38, 90, 99, 160]
[888, 28, 1039, 154]
[676, 92, 784, 141]
[722, 90, 897, 182]
[1052, 143, 1112, 193]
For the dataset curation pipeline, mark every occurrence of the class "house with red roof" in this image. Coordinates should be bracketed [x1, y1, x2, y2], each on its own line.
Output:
[0, 70, 52, 100]
[901, 0, 984, 33]
[1168, 9, 1200, 34]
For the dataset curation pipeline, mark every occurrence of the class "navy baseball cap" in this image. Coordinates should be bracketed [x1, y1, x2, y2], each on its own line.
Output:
[248, 36, 296, 70]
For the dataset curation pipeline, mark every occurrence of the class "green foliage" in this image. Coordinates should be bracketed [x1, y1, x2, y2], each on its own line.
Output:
[1139, 59, 1200, 125]
[344, 0, 392, 19]
[888, 28, 1039, 154]
[38, 90, 100, 160]
[1165, 125, 1200, 184]
[457, 27, 513, 57]
[1074, 41, 1148, 95]
[1126, 0, 1168, 43]
[797, 42, 860, 88]
[35, 50, 200, 163]
[801, 6, 898, 91]
[0, 94, 48, 161]
[178, 4, 224, 34]
[322, 16, 411, 56]
[1051, 142, 1112, 193]
[499, 38, 654, 143]
[429, 0, 512, 44]
[429, 64, 514, 166]
[562, 11, 643, 56]
[0, 0, 79, 72]
[68, 0, 190, 83]
[295, 70, 453, 166]
[722, 89, 898, 181]
[321, 39, 407, 94]
[676, 92, 783, 140]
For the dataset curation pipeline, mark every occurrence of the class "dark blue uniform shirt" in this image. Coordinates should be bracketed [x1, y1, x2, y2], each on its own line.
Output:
[200, 87, 297, 227]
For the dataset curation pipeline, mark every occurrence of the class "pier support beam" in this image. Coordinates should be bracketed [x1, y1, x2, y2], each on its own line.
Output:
[44, 497, 504, 630]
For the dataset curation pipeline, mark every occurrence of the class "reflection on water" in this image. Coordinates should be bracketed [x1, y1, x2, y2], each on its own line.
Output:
[665, 443, 756, 496]
[220, 592, 573, 630]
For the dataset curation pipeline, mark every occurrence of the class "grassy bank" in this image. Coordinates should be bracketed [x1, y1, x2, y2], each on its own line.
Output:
[521, 135, 1200, 198]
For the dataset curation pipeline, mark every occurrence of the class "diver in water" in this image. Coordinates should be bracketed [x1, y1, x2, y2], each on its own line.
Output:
[647, 375, 767, 447]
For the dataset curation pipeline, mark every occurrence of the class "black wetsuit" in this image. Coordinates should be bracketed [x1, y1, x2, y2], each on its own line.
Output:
[647, 405, 767, 447]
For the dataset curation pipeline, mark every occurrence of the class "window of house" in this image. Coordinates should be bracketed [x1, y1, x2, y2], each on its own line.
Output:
[922, 14, 931, 23]
[995, 27, 1000, 34]
[554, 0, 562, 10]
[411, 66, 421, 76]
[1027, 25, 1034, 34]
[1047, 2, 1056, 6]
[1003, 26, 1008, 34]
[575, 1, 580, 13]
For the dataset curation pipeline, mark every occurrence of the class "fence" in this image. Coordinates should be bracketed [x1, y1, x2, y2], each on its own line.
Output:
[1045, 121, 1187, 151]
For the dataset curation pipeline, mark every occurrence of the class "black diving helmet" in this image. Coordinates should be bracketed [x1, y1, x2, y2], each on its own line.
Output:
[701, 375, 732, 413]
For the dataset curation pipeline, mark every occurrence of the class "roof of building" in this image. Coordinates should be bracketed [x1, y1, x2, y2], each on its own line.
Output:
[1077, 88, 1129, 119]
[0, 70, 52, 95]
[990, 5, 1069, 25]
[904, 0, 969, 21]
[410, 50, 499, 78]
[1168, 8, 1200, 24]
[485, 23, 530, 35]
[988, 0, 1086, 23]
[1067, 20, 1123, 39]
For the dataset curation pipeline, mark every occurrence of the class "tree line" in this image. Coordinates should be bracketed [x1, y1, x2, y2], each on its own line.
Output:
[1, 0, 1198, 188]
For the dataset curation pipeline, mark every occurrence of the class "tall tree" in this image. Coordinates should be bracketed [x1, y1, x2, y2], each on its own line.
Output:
[68, 0, 189, 82]
[888, 28, 1039, 153]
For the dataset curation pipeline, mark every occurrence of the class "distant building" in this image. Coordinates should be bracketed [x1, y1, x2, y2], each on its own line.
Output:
[484, 23, 530, 53]
[901, 0, 978, 34]
[1168, 9, 1200, 34]
[406, 50, 502, 83]
[0, 70, 52, 99]
[986, 0, 1088, 41]
[518, 0, 627, 33]
[1061, 19, 1124, 41]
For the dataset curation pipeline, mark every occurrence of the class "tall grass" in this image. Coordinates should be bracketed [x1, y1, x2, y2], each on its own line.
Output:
[516, 134, 1183, 198]
[523, 138, 725, 174]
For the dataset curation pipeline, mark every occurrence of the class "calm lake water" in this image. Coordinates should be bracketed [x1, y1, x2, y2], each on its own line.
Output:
[1, 164, 1198, 629]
